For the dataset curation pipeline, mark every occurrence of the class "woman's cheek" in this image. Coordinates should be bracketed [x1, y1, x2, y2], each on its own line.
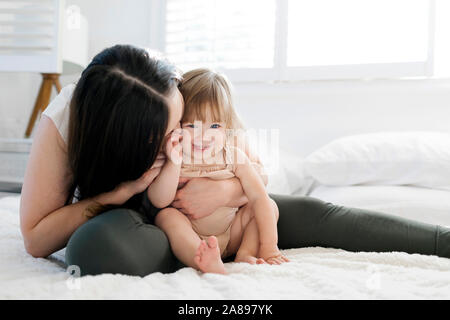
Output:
[160, 134, 169, 152]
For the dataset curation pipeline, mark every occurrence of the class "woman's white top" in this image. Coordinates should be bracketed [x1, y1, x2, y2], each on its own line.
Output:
[42, 84, 78, 202]
[42, 84, 76, 144]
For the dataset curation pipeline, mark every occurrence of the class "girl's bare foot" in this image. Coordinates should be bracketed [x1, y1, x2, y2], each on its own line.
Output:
[235, 252, 266, 265]
[194, 236, 227, 274]
[259, 244, 290, 265]
[265, 255, 290, 265]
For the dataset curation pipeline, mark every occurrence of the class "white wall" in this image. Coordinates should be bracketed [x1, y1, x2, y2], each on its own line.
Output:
[1, 0, 450, 160]
[234, 79, 450, 157]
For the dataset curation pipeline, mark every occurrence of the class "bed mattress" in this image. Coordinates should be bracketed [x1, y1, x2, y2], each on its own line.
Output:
[307, 185, 450, 227]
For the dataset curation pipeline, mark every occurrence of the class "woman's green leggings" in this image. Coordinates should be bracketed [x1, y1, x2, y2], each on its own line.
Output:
[65, 194, 450, 276]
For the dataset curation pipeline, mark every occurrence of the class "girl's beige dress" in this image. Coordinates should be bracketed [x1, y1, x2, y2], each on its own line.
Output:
[180, 142, 238, 258]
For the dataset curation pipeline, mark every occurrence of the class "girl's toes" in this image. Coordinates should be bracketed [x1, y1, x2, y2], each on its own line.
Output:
[196, 241, 204, 255]
[256, 258, 266, 264]
[268, 258, 281, 265]
[206, 236, 218, 249]
[199, 240, 207, 252]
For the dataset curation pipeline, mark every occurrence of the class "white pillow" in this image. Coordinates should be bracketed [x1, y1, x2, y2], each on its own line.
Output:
[264, 149, 313, 195]
[303, 131, 450, 189]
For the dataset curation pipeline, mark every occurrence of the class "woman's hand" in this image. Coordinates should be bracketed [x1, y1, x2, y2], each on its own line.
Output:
[171, 177, 247, 219]
[96, 155, 165, 206]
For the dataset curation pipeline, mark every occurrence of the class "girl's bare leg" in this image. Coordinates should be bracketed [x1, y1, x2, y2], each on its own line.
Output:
[226, 203, 265, 264]
[227, 199, 284, 265]
[155, 208, 226, 274]
[235, 217, 266, 265]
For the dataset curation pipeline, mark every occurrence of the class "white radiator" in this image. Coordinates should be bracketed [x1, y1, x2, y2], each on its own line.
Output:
[0, 138, 31, 186]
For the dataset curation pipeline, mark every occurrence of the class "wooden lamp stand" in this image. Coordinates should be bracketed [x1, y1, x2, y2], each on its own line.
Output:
[25, 73, 62, 138]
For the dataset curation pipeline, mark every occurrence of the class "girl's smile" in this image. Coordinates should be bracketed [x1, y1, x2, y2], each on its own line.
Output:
[192, 142, 213, 152]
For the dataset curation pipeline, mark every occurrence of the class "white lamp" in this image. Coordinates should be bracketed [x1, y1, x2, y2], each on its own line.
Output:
[62, 5, 89, 75]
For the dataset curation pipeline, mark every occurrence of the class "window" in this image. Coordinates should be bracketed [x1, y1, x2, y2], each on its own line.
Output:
[154, 0, 436, 82]
[165, 0, 275, 70]
[285, 0, 434, 80]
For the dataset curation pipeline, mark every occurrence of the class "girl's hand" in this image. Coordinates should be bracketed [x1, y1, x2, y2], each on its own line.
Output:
[164, 129, 183, 165]
[96, 165, 162, 206]
[258, 244, 290, 265]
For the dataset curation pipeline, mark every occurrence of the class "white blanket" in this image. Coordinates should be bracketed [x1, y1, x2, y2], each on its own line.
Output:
[1, 195, 450, 300]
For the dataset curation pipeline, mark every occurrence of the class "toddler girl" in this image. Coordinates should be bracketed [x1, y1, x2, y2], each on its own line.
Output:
[147, 68, 289, 274]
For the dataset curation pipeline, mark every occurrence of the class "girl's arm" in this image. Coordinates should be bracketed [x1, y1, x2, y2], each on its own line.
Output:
[147, 160, 181, 208]
[232, 134, 268, 186]
[232, 147, 278, 248]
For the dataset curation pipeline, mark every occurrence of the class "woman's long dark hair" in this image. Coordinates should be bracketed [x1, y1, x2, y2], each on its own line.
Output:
[67, 44, 180, 210]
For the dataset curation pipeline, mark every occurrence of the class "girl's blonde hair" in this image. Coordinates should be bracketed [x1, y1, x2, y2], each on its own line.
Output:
[180, 68, 244, 130]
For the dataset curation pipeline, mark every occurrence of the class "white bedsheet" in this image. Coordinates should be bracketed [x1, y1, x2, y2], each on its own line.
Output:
[308, 185, 450, 228]
[1, 195, 450, 299]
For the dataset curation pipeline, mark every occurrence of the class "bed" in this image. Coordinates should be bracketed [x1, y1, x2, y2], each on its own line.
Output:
[1, 131, 450, 299]
[308, 185, 450, 228]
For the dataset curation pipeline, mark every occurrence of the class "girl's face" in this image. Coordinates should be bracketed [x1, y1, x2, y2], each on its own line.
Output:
[181, 106, 226, 163]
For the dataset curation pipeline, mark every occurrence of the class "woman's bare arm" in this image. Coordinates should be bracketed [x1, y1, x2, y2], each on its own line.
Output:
[20, 116, 79, 257]
[20, 116, 160, 258]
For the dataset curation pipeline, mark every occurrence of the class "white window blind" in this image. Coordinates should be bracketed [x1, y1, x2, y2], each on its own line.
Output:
[0, 0, 64, 73]
[164, 0, 276, 74]
[161, 0, 435, 81]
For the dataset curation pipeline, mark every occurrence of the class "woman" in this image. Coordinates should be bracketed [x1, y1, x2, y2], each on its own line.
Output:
[20, 45, 450, 277]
